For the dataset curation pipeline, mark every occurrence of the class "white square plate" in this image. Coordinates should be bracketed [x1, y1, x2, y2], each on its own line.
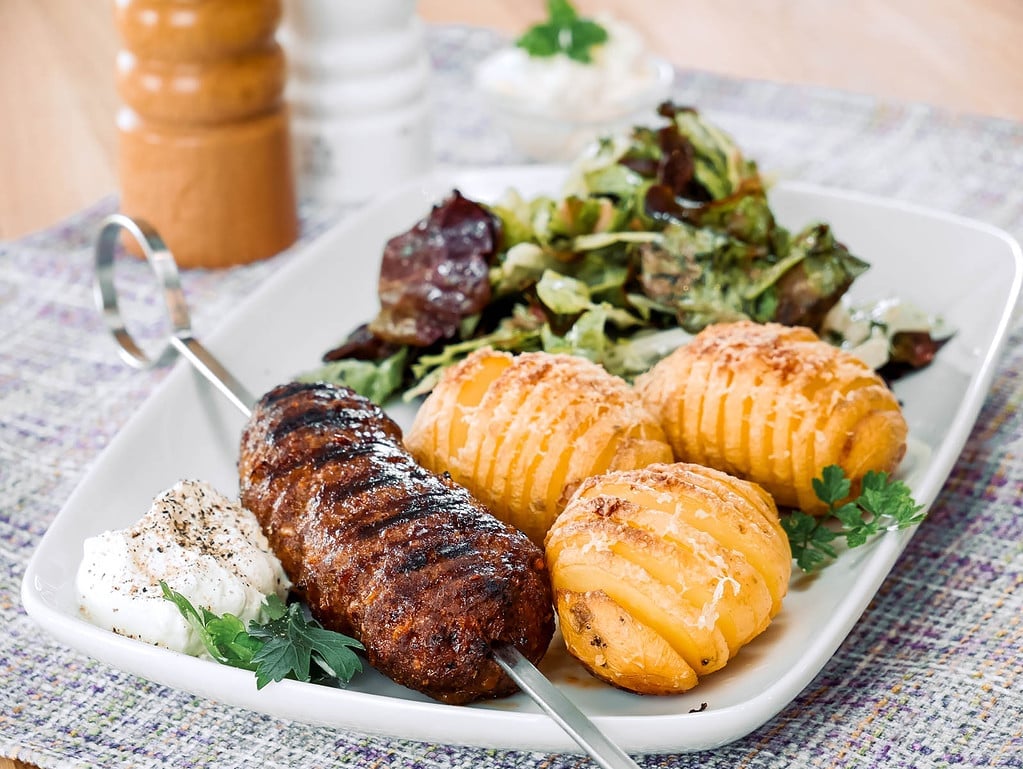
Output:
[22, 166, 1023, 754]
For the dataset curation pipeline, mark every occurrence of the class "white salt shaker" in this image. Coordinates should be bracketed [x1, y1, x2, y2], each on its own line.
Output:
[280, 0, 433, 205]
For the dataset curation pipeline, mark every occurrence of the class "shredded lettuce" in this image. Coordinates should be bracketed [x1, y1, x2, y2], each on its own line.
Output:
[300, 348, 408, 405]
[317, 104, 895, 401]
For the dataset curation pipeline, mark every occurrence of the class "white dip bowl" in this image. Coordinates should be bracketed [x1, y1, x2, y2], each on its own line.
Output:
[475, 17, 675, 161]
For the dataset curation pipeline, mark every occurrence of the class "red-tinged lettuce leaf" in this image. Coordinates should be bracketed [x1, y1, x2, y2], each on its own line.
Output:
[769, 224, 870, 330]
[618, 103, 761, 207]
[880, 330, 951, 382]
[369, 191, 501, 346]
[322, 323, 402, 362]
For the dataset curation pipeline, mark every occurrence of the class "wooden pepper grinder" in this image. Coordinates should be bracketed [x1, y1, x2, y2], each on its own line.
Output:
[114, 0, 299, 268]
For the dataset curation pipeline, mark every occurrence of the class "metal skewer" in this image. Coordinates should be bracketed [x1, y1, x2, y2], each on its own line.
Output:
[94, 213, 642, 769]
[95, 215, 257, 416]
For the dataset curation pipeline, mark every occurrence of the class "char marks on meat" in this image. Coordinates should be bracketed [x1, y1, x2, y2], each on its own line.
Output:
[238, 381, 554, 704]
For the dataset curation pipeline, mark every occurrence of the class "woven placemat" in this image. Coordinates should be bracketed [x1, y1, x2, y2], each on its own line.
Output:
[2, 25, 1021, 769]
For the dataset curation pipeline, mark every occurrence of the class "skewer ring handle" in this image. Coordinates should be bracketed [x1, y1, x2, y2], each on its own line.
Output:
[94, 213, 193, 370]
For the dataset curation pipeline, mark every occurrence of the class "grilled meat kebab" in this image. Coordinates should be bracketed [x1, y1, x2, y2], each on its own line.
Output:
[238, 381, 555, 704]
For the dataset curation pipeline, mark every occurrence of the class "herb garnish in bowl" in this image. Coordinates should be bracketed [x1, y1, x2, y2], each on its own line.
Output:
[515, 0, 609, 63]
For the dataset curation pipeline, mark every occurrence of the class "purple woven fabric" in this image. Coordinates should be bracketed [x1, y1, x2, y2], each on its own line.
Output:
[2, 25, 1022, 769]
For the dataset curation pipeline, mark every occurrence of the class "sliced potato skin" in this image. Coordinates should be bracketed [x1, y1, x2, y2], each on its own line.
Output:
[635, 321, 908, 513]
[545, 462, 791, 695]
[405, 348, 674, 544]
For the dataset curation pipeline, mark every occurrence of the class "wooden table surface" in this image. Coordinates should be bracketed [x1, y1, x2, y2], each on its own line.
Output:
[1, 0, 1022, 244]
[3, 1, 1022, 767]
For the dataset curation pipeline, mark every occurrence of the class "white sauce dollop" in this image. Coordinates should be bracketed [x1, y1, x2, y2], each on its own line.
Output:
[76, 479, 290, 656]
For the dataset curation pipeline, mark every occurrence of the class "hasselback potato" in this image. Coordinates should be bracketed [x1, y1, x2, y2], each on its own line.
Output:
[545, 462, 791, 695]
[405, 348, 674, 544]
[635, 321, 908, 513]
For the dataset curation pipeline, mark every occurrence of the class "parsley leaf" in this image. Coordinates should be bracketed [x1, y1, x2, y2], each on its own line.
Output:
[782, 465, 926, 572]
[781, 508, 837, 573]
[160, 582, 262, 668]
[247, 597, 364, 689]
[516, 0, 609, 63]
[161, 583, 364, 690]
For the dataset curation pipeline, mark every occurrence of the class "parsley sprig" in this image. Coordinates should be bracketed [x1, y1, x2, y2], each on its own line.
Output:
[781, 465, 926, 573]
[161, 582, 364, 689]
[516, 0, 609, 63]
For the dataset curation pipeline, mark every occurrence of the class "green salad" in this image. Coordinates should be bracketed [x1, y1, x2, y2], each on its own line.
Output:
[305, 103, 941, 404]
